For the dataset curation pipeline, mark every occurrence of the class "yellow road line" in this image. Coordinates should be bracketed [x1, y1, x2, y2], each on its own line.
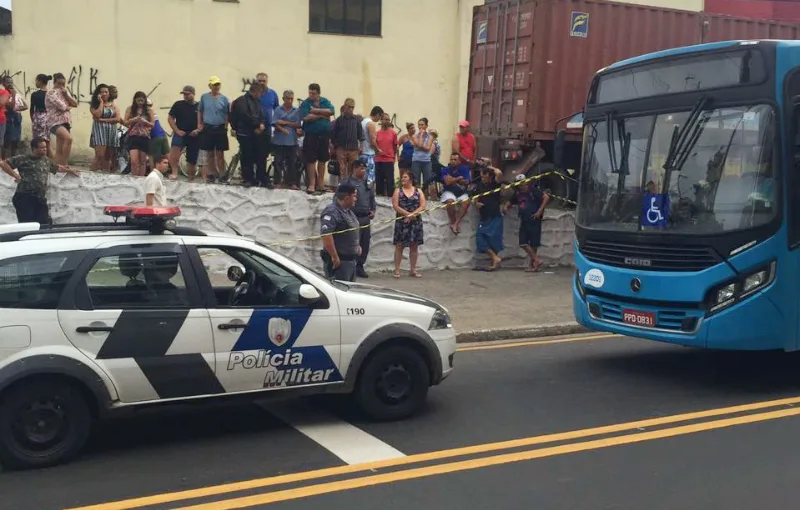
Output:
[67, 395, 800, 510]
[176, 406, 800, 509]
[457, 333, 617, 351]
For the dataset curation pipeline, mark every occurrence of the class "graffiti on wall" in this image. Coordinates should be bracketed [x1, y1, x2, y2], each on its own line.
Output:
[1, 65, 101, 103]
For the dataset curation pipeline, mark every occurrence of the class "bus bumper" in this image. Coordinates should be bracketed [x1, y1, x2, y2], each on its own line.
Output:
[573, 274, 786, 351]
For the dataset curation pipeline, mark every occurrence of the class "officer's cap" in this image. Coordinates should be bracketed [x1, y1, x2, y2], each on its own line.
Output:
[336, 182, 357, 194]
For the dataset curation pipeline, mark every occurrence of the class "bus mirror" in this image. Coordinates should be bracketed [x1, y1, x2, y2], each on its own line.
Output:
[553, 130, 566, 169]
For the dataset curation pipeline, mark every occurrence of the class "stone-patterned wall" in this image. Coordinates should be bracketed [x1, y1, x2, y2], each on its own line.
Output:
[0, 173, 576, 271]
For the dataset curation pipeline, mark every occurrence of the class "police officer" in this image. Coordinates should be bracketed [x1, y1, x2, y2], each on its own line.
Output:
[320, 181, 361, 281]
[337, 159, 376, 278]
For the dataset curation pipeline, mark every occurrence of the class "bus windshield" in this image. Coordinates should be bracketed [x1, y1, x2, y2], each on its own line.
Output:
[576, 104, 777, 234]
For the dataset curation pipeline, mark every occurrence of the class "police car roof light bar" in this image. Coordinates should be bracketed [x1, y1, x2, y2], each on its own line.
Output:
[102, 205, 182, 233]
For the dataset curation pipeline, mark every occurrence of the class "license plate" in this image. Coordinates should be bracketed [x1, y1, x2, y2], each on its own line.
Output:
[622, 309, 656, 328]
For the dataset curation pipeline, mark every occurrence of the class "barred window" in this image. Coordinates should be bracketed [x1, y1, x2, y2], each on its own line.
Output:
[309, 0, 381, 37]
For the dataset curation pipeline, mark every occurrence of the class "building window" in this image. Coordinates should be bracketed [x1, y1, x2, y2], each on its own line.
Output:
[309, 0, 381, 37]
[0, 1, 11, 36]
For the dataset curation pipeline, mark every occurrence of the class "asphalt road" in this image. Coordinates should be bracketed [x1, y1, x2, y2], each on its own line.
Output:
[5, 333, 800, 510]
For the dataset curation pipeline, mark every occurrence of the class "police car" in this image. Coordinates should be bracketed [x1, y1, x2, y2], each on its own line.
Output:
[0, 206, 455, 470]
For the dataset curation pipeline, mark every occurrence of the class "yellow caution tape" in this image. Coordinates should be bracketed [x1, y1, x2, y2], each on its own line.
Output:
[263, 171, 576, 248]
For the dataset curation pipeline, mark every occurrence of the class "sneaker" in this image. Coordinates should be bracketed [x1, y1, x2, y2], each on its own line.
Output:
[357, 267, 368, 278]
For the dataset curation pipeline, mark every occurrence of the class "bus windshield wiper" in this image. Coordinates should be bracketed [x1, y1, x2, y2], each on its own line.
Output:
[662, 96, 711, 193]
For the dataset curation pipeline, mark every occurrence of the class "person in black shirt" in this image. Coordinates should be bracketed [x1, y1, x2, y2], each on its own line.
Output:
[472, 159, 505, 271]
[509, 173, 550, 272]
[167, 85, 201, 181]
[230, 82, 267, 187]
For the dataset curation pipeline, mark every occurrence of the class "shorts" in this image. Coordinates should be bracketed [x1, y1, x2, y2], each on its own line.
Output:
[201, 124, 229, 151]
[172, 134, 200, 165]
[127, 135, 150, 152]
[440, 190, 469, 203]
[302, 132, 330, 164]
[519, 219, 542, 248]
[50, 123, 70, 135]
[149, 136, 169, 158]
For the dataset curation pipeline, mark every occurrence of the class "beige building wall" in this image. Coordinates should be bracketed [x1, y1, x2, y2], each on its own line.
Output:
[0, 0, 480, 163]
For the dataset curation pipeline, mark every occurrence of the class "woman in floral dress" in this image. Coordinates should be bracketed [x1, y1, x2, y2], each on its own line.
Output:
[392, 169, 427, 278]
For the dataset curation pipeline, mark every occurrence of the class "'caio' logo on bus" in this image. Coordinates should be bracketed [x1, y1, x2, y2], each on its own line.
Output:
[624, 257, 652, 267]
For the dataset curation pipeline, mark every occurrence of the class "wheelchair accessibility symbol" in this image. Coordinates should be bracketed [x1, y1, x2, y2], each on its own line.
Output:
[642, 193, 669, 228]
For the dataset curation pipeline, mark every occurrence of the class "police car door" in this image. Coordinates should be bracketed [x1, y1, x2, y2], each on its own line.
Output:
[185, 242, 342, 393]
[57, 240, 222, 403]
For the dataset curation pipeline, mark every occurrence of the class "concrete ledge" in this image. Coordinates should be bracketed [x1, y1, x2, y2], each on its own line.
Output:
[455, 322, 591, 343]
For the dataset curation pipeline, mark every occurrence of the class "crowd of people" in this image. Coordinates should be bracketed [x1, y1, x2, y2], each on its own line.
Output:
[0, 71, 552, 279]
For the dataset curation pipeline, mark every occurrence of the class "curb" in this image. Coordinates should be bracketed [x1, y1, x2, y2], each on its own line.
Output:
[455, 322, 590, 344]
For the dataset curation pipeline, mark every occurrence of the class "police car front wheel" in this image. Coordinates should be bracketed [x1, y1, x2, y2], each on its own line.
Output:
[0, 379, 93, 470]
[355, 345, 430, 421]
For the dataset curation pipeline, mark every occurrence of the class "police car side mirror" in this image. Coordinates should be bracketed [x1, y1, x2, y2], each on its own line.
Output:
[298, 284, 321, 303]
[227, 266, 244, 282]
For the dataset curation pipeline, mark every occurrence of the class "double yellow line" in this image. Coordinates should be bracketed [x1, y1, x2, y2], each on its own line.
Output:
[70, 394, 800, 510]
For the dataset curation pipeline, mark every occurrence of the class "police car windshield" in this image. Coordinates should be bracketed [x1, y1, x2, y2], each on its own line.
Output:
[576, 104, 777, 234]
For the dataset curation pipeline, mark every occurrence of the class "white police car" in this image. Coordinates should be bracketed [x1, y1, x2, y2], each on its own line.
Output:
[0, 206, 455, 470]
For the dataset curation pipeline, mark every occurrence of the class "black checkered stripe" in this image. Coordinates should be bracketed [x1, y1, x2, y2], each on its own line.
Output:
[95, 310, 226, 399]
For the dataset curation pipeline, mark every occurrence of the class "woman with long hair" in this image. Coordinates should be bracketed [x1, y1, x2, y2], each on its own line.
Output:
[45, 72, 78, 166]
[89, 84, 120, 172]
[29, 74, 52, 159]
[391, 169, 427, 278]
[123, 91, 154, 177]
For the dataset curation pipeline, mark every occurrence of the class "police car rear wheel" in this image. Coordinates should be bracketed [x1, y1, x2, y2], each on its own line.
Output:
[355, 345, 430, 421]
[0, 379, 93, 470]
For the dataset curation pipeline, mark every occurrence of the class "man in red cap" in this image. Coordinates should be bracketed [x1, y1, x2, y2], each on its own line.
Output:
[452, 120, 476, 178]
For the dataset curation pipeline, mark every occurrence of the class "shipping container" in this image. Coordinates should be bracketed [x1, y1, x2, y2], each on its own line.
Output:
[465, 0, 800, 195]
[705, 0, 800, 23]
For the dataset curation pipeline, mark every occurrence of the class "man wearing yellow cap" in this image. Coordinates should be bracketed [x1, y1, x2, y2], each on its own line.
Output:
[196, 76, 230, 183]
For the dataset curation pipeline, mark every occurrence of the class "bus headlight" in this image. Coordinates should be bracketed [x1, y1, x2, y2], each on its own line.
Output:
[707, 261, 776, 314]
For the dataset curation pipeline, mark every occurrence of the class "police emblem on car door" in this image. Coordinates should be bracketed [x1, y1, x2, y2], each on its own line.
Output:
[188, 245, 343, 393]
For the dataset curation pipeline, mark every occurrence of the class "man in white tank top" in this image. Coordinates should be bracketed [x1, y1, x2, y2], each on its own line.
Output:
[360, 106, 384, 185]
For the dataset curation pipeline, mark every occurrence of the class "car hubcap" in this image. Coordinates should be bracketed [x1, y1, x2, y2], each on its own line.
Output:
[13, 397, 67, 452]
[376, 363, 412, 403]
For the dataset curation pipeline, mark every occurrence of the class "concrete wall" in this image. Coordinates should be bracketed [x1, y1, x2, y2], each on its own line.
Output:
[0, 0, 480, 163]
[0, 173, 576, 272]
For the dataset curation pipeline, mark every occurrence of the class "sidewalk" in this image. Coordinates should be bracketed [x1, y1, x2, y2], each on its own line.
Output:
[366, 266, 585, 342]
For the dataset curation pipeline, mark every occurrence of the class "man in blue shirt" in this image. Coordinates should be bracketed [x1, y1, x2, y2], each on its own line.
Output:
[440, 152, 471, 234]
[508, 174, 550, 272]
[272, 89, 302, 189]
[197, 76, 230, 183]
[256, 72, 279, 186]
[299, 83, 335, 194]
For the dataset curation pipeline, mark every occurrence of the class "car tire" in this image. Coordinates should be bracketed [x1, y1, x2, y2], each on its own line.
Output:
[355, 345, 430, 421]
[0, 379, 93, 470]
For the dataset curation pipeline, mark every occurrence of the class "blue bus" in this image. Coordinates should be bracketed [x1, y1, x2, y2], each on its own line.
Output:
[568, 40, 800, 350]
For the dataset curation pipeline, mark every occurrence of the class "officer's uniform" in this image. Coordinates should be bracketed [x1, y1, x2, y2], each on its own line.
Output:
[338, 175, 376, 275]
[320, 184, 361, 282]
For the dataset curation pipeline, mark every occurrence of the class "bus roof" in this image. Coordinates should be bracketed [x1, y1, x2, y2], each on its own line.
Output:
[601, 40, 788, 73]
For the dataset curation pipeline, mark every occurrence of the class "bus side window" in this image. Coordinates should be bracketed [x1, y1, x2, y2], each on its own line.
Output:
[786, 70, 800, 248]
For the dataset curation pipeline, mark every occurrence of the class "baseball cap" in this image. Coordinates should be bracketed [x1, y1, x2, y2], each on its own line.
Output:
[459, 120, 470, 128]
[208, 76, 222, 85]
[180, 85, 195, 94]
